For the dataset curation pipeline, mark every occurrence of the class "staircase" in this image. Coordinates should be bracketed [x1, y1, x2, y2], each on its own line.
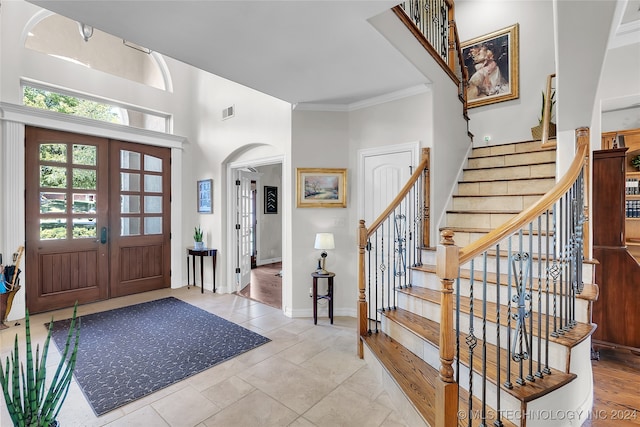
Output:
[358, 136, 597, 427]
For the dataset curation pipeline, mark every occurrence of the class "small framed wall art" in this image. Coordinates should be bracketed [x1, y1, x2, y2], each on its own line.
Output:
[296, 168, 347, 208]
[197, 179, 213, 214]
[264, 186, 278, 214]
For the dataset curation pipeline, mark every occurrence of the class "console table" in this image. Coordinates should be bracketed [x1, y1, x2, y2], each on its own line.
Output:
[187, 247, 217, 294]
[311, 272, 334, 325]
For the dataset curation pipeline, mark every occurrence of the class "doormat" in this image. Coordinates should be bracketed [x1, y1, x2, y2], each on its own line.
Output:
[49, 297, 270, 416]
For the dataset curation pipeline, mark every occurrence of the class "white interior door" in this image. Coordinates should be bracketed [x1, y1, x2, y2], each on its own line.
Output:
[361, 147, 416, 226]
[236, 170, 254, 290]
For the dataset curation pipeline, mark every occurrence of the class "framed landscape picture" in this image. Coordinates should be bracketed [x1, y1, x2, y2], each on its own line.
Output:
[462, 23, 519, 108]
[296, 168, 347, 208]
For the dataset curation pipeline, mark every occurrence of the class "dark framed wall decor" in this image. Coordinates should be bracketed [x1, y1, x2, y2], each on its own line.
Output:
[264, 186, 278, 214]
[197, 179, 213, 213]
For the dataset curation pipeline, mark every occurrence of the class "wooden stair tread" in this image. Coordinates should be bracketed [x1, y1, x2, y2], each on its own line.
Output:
[447, 210, 522, 214]
[440, 226, 554, 236]
[361, 332, 437, 426]
[411, 265, 598, 302]
[397, 287, 597, 347]
[361, 332, 516, 427]
[383, 308, 577, 403]
[452, 193, 546, 198]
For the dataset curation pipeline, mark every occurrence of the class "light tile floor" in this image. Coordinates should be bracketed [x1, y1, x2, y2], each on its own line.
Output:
[0, 287, 409, 427]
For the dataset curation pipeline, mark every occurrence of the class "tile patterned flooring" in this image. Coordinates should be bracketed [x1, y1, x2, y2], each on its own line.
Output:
[0, 287, 408, 426]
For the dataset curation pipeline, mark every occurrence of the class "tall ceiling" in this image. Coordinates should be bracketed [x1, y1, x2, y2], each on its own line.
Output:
[28, 0, 430, 107]
[28, 0, 640, 110]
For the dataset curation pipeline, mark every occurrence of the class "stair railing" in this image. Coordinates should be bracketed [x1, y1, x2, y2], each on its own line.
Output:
[357, 149, 430, 358]
[437, 128, 590, 427]
[394, 0, 467, 110]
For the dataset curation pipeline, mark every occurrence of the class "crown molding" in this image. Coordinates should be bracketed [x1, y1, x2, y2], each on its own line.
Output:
[293, 84, 431, 112]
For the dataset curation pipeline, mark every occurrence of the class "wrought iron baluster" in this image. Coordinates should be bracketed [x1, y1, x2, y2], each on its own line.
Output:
[504, 236, 513, 389]
[367, 237, 373, 333]
[550, 203, 560, 338]
[536, 215, 544, 379]
[495, 244, 503, 427]
[467, 259, 477, 425]
[527, 223, 535, 383]
[482, 252, 488, 426]
[544, 210, 552, 375]
[511, 247, 531, 386]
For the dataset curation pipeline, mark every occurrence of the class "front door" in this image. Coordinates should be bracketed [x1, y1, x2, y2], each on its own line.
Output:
[25, 127, 171, 313]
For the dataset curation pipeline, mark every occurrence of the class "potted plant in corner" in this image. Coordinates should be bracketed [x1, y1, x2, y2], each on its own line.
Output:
[531, 89, 556, 140]
[194, 226, 204, 250]
[0, 303, 80, 427]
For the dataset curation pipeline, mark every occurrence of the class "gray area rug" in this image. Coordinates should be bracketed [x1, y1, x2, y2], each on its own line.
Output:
[49, 297, 270, 416]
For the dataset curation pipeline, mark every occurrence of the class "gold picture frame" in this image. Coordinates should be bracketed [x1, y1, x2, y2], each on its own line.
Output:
[296, 168, 347, 208]
[462, 23, 519, 108]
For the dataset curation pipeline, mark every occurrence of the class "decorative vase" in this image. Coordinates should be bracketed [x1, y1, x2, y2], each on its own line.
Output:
[531, 122, 557, 140]
[194, 241, 204, 250]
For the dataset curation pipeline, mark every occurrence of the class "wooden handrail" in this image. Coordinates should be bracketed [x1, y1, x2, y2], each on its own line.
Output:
[365, 154, 430, 238]
[458, 127, 590, 265]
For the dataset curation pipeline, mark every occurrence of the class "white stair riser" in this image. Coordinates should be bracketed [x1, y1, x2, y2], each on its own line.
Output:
[472, 142, 550, 157]
[463, 163, 556, 181]
[468, 150, 556, 169]
[452, 194, 542, 211]
[446, 212, 517, 229]
[457, 178, 556, 196]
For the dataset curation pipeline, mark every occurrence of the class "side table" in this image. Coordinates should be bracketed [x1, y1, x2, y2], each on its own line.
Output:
[187, 247, 217, 293]
[311, 271, 335, 325]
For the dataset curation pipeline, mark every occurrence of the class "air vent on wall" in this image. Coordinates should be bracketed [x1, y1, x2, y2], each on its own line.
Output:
[222, 105, 235, 120]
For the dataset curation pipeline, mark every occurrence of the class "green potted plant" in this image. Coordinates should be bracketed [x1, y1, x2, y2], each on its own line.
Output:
[194, 226, 204, 250]
[631, 155, 640, 170]
[0, 303, 80, 427]
[531, 89, 556, 140]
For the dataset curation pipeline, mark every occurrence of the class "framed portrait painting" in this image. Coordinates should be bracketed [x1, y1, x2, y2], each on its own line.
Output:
[296, 168, 347, 208]
[197, 179, 213, 214]
[462, 24, 519, 108]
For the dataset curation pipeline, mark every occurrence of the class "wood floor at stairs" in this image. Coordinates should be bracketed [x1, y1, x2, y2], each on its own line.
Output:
[383, 307, 578, 403]
[398, 286, 597, 348]
[361, 332, 517, 427]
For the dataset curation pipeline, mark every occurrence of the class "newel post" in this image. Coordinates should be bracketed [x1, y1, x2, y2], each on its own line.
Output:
[435, 229, 459, 427]
[357, 219, 368, 358]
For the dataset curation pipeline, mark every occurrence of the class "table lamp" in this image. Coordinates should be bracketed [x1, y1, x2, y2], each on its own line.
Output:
[314, 232, 335, 275]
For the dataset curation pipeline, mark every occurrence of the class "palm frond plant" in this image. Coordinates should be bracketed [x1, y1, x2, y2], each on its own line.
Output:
[193, 226, 204, 243]
[0, 303, 80, 427]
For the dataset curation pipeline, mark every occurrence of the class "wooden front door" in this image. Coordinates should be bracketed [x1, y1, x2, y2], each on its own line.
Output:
[25, 127, 171, 313]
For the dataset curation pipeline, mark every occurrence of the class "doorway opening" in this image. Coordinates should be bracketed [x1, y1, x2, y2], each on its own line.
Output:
[228, 160, 283, 310]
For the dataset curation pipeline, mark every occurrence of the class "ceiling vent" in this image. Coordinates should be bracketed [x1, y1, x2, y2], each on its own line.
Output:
[222, 105, 235, 120]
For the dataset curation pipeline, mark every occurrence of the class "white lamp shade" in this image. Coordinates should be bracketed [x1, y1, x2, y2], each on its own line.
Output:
[314, 233, 335, 250]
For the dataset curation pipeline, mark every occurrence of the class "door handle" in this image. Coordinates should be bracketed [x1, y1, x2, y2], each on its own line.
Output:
[100, 227, 108, 244]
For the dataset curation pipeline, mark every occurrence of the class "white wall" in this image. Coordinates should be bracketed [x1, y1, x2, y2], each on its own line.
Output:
[0, 0, 292, 319]
[290, 110, 350, 317]
[596, 43, 640, 142]
[256, 163, 283, 264]
[456, 0, 556, 146]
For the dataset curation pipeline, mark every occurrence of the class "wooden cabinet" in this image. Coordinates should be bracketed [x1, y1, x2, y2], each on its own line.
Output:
[602, 128, 640, 258]
[592, 145, 640, 351]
